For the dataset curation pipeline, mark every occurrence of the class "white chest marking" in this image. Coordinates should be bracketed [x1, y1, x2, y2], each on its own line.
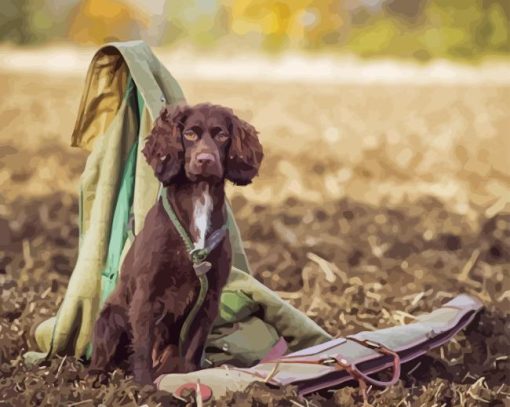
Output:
[192, 185, 212, 249]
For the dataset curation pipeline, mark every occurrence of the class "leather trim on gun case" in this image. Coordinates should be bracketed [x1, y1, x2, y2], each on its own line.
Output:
[155, 294, 483, 400]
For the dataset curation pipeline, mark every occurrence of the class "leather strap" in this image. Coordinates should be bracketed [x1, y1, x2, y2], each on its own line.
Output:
[160, 185, 227, 264]
[260, 337, 401, 389]
[158, 184, 227, 359]
[345, 337, 401, 387]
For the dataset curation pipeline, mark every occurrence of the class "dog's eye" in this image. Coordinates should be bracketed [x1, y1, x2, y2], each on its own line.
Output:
[183, 130, 198, 141]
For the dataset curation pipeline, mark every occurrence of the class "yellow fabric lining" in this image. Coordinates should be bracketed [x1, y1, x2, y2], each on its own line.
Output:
[71, 49, 129, 151]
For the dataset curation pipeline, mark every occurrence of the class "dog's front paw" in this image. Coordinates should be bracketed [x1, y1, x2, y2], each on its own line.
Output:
[133, 368, 154, 386]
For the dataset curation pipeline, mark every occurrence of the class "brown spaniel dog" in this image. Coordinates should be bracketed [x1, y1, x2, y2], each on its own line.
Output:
[89, 103, 263, 385]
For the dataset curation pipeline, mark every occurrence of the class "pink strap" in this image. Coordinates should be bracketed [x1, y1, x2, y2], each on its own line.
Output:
[260, 337, 288, 363]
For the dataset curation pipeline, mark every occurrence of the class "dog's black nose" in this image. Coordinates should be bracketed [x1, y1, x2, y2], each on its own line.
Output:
[196, 153, 215, 165]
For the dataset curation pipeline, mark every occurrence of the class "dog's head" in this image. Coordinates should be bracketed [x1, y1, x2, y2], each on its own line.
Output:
[142, 103, 263, 186]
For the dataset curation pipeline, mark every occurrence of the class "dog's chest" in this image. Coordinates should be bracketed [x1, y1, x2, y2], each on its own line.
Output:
[158, 277, 201, 316]
[190, 185, 212, 249]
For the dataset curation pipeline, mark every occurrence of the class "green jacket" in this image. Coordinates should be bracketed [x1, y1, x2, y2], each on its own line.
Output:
[24, 40, 330, 368]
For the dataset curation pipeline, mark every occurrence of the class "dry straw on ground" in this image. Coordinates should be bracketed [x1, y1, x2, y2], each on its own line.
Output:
[0, 59, 509, 406]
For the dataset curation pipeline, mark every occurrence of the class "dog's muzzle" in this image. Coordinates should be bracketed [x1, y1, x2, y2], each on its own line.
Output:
[190, 152, 223, 178]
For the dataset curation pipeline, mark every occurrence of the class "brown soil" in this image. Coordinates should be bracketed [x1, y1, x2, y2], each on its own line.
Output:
[0, 67, 509, 406]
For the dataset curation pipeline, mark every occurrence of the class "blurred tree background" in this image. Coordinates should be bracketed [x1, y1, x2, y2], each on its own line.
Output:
[0, 0, 509, 60]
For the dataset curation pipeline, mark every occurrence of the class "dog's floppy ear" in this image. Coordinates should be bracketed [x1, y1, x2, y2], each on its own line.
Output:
[225, 114, 264, 186]
[142, 104, 190, 185]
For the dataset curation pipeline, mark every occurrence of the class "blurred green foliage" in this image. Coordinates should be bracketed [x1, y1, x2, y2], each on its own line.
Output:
[0, 0, 509, 61]
[345, 0, 510, 60]
[0, 0, 67, 44]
